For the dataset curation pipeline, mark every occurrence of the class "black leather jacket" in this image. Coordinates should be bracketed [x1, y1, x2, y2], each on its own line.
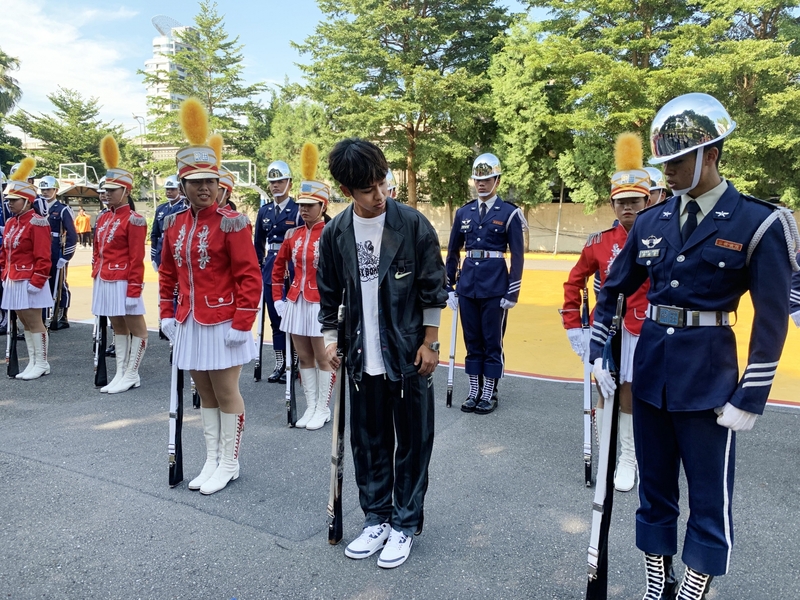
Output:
[318, 199, 448, 382]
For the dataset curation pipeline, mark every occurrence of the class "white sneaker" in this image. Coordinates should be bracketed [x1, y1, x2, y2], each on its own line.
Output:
[344, 523, 390, 559]
[377, 528, 413, 569]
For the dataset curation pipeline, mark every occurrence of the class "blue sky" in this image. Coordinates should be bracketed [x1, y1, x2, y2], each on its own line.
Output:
[4, 0, 536, 140]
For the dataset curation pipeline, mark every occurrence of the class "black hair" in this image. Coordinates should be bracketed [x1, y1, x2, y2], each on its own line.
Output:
[328, 138, 389, 191]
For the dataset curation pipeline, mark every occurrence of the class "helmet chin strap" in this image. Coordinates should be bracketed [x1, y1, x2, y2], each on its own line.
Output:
[671, 147, 704, 197]
[274, 179, 291, 200]
[477, 177, 499, 199]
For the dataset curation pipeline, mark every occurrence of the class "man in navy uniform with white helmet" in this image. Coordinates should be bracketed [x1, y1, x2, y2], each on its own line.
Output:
[445, 153, 525, 414]
[39, 175, 77, 330]
[254, 160, 303, 383]
[591, 93, 799, 600]
[644, 166, 668, 207]
[150, 174, 186, 272]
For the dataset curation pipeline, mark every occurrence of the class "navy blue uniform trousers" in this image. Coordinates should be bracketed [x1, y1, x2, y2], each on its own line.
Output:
[349, 371, 434, 537]
[634, 396, 735, 576]
[458, 295, 505, 379]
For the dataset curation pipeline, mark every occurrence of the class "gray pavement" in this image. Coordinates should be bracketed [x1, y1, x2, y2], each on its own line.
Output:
[1, 324, 798, 599]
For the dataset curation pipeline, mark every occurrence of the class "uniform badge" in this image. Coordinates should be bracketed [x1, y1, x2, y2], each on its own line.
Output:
[460, 219, 471, 231]
[638, 249, 660, 258]
[492, 219, 504, 226]
[715, 239, 742, 251]
[641, 235, 662, 249]
[715, 211, 730, 218]
[661, 211, 672, 218]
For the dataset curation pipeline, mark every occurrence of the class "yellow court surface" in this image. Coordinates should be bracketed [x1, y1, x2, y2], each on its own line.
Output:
[62, 250, 799, 407]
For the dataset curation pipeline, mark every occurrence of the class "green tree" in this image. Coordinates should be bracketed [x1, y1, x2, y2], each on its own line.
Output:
[140, 0, 267, 150]
[295, 0, 512, 208]
[8, 87, 148, 194]
[0, 122, 24, 174]
[0, 47, 22, 115]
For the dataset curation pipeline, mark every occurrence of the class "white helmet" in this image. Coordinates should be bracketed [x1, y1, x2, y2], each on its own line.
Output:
[267, 161, 292, 182]
[386, 169, 396, 191]
[644, 167, 666, 190]
[39, 175, 59, 191]
[164, 174, 180, 189]
[472, 153, 502, 180]
[0, 169, 6, 185]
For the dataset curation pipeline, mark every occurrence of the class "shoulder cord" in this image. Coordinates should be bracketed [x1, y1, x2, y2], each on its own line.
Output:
[746, 207, 800, 272]
[506, 207, 529, 232]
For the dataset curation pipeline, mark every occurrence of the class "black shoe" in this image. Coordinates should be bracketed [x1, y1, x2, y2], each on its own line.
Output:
[643, 554, 677, 600]
[56, 319, 70, 329]
[475, 397, 497, 414]
[461, 396, 479, 413]
[106, 344, 116, 357]
[16, 332, 24, 341]
[267, 365, 285, 383]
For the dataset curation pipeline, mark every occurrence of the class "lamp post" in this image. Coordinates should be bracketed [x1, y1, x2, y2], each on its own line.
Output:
[132, 115, 153, 211]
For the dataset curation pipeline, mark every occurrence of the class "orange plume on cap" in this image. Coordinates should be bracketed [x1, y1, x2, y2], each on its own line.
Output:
[614, 132, 644, 171]
[300, 142, 319, 181]
[10, 157, 36, 182]
[209, 133, 224, 164]
[180, 98, 209, 145]
[100, 134, 120, 170]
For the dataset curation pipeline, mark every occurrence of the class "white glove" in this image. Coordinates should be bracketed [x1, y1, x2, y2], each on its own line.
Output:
[715, 402, 757, 432]
[225, 327, 251, 347]
[566, 328, 584, 358]
[161, 318, 177, 343]
[274, 300, 287, 318]
[125, 297, 139, 310]
[592, 357, 616, 399]
[446, 291, 458, 311]
[57, 258, 68, 269]
[27, 282, 42, 294]
[152, 261, 159, 273]
[791, 310, 800, 328]
[500, 298, 516, 310]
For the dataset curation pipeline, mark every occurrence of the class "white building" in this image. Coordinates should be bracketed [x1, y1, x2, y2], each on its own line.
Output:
[143, 15, 194, 109]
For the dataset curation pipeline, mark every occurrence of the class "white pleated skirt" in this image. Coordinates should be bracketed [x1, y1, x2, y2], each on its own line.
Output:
[92, 279, 146, 317]
[1, 278, 53, 310]
[620, 327, 639, 384]
[173, 315, 257, 371]
[279, 294, 322, 337]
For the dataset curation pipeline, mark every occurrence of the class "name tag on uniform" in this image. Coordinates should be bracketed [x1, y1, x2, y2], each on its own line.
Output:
[286, 221, 295, 225]
[492, 219, 504, 226]
[460, 219, 471, 231]
[715, 239, 742, 252]
[638, 249, 660, 258]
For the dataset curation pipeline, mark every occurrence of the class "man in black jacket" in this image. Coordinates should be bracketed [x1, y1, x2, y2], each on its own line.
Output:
[318, 138, 447, 569]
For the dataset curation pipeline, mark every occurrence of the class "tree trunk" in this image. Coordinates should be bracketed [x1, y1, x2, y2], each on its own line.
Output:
[406, 137, 417, 208]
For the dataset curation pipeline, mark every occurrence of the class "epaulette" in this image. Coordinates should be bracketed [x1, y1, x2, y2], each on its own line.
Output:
[741, 194, 779, 210]
[284, 225, 303, 241]
[585, 227, 614, 247]
[218, 207, 250, 233]
[635, 201, 666, 215]
[129, 212, 146, 227]
[31, 215, 49, 227]
[163, 207, 188, 230]
[503, 199, 519, 208]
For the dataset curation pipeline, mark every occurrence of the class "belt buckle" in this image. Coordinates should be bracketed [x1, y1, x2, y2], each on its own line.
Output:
[656, 306, 684, 328]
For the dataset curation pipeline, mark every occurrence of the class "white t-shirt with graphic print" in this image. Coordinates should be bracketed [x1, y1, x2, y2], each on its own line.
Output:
[353, 211, 386, 376]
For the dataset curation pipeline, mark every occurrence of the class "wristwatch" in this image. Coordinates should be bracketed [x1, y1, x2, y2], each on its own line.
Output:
[427, 341, 440, 352]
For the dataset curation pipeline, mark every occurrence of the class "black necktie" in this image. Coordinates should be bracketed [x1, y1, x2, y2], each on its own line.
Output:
[480, 202, 487, 220]
[276, 205, 281, 216]
[681, 201, 700, 245]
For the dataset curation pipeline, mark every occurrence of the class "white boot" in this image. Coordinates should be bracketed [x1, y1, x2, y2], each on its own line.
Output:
[295, 367, 318, 428]
[188, 407, 220, 490]
[200, 412, 244, 495]
[15, 331, 36, 379]
[101, 334, 129, 393]
[614, 412, 637, 492]
[20, 331, 50, 380]
[306, 369, 334, 431]
[108, 336, 147, 394]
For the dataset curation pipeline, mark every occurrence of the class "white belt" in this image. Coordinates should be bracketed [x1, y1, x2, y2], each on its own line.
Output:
[466, 250, 505, 259]
[647, 304, 731, 327]
[267, 243, 282, 251]
[51, 232, 59, 237]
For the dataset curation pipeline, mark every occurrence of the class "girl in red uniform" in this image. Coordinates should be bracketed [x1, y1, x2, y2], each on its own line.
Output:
[1, 158, 53, 380]
[561, 133, 651, 492]
[272, 143, 333, 430]
[159, 99, 262, 495]
[92, 135, 148, 394]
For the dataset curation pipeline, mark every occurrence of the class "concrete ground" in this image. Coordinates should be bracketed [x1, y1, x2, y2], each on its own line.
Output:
[1, 325, 799, 600]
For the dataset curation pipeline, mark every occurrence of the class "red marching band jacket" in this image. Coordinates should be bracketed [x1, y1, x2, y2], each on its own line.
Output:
[562, 224, 649, 335]
[1, 209, 53, 289]
[272, 221, 324, 304]
[92, 205, 146, 297]
[158, 202, 262, 331]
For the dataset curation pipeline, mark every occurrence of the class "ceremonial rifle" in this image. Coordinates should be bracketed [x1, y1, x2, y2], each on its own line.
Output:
[48, 264, 66, 331]
[94, 316, 108, 387]
[7, 311, 19, 378]
[582, 286, 593, 487]
[254, 297, 265, 381]
[191, 375, 200, 409]
[446, 268, 460, 408]
[286, 331, 297, 426]
[168, 358, 185, 487]
[586, 293, 624, 600]
[328, 290, 346, 545]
